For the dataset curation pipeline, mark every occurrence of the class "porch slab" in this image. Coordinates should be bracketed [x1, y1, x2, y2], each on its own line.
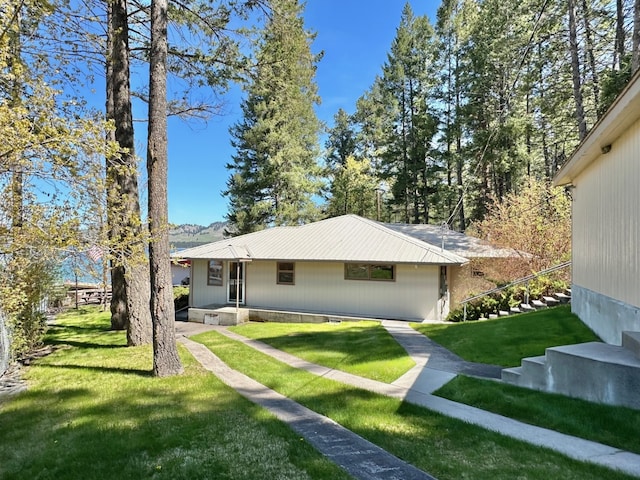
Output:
[188, 305, 249, 326]
[186, 305, 379, 325]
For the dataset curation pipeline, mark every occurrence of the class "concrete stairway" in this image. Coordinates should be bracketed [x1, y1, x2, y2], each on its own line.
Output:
[496, 289, 571, 317]
[502, 331, 640, 409]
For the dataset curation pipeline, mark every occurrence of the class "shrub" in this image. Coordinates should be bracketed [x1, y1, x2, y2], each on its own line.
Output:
[173, 286, 189, 311]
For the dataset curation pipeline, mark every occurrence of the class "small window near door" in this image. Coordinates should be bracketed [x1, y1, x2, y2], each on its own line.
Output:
[277, 262, 295, 285]
[207, 260, 223, 286]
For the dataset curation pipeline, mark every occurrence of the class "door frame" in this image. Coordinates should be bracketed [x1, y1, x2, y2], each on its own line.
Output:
[227, 261, 246, 305]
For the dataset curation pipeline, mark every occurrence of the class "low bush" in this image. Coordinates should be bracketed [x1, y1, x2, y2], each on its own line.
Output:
[448, 276, 570, 322]
[173, 286, 189, 311]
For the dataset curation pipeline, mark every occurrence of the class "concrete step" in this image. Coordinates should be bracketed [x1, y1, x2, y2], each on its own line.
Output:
[509, 307, 522, 315]
[518, 355, 548, 390]
[622, 331, 640, 358]
[498, 310, 510, 316]
[531, 299, 547, 309]
[501, 366, 522, 384]
[520, 303, 535, 312]
[554, 292, 571, 303]
[542, 296, 560, 307]
[545, 342, 640, 409]
[488, 314, 499, 319]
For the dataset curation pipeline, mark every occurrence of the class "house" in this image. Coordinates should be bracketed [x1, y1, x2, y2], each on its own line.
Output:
[500, 70, 640, 409]
[554, 69, 640, 345]
[171, 259, 190, 286]
[383, 223, 528, 305]
[172, 214, 468, 323]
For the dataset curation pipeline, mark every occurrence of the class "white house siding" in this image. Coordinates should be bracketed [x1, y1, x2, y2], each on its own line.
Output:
[571, 117, 640, 343]
[190, 259, 228, 307]
[189, 259, 442, 321]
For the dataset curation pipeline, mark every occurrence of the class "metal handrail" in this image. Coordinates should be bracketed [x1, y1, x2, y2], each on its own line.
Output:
[461, 261, 572, 321]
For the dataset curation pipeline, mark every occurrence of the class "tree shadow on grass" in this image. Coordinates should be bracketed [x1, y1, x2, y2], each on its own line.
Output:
[35, 362, 152, 377]
[46, 338, 126, 350]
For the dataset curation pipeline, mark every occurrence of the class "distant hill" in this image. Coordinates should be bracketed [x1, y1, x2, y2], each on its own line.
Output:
[169, 221, 227, 249]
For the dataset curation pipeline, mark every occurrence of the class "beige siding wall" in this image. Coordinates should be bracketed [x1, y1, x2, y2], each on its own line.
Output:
[572, 117, 640, 310]
[190, 259, 443, 321]
[190, 259, 228, 307]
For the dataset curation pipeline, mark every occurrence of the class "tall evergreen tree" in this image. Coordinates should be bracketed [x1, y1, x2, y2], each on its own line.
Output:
[377, 3, 440, 224]
[106, 0, 152, 344]
[147, 0, 183, 377]
[225, 0, 322, 234]
[325, 108, 357, 169]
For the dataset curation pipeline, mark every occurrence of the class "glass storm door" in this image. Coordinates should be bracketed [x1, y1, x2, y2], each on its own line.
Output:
[227, 261, 245, 305]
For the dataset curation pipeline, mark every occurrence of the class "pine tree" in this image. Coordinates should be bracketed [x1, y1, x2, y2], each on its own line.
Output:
[375, 3, 440, 224]
[225, 0, 322, 234]
[147, 0, 183, 377]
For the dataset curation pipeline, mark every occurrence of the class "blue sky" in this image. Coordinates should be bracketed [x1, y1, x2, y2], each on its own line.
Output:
[165, 1, 440, 225]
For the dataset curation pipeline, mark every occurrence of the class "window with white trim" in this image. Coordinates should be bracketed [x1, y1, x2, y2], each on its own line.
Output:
[207, 260, 223, 286]
[277, 262, 295, 285]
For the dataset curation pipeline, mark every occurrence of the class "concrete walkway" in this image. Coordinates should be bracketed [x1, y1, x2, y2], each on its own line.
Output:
[178, 335, 435, 480]
[175, 321, 640, 478]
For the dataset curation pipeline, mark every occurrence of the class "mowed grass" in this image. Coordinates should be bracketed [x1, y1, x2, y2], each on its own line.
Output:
[193, 330, 637, 480]
[228, 320, 414, 383]
[413, 305, 600, 366]
[0, 308, 351, 480]
[434, 375, 640, 455]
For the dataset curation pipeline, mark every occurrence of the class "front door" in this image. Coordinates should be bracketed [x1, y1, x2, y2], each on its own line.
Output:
[227, 261, 245, 305]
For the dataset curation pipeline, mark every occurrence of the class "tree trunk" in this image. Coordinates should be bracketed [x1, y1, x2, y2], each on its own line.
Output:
[633, 0, 640, 73]
[454, 52, 465, 232]
[148, 0, 183, 377]
[581, 0, 600, 115]
[568, 0, 588, 140]
[614, 0, 625, 70]
[9, 9, 23, 231]
[106, 0, 152, 343]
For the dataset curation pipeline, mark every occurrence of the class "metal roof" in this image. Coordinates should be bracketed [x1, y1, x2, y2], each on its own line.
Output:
[173, 214, 468, 265]
[383, 223, 525, 258]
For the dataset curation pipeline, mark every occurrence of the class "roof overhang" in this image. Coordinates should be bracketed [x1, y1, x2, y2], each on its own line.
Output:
[554, 69, 640, 187]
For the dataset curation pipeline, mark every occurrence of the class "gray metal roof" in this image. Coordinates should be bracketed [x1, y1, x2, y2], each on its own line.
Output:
[173, 215, 468, 265]
[382, 223, 524, 258]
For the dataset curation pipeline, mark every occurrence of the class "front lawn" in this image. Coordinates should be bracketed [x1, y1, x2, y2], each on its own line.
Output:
[228, 320, 414, 383]
[0, 308, 351, 480]
[193, 329, 636, 480]
[413, 306, 600, 366]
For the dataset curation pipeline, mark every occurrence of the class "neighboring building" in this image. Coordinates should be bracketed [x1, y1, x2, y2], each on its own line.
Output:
[171, 259, 190, 286]
[173, 214, 468, 322]
[554, 69, 640, 345]
[384, 223, 528, 305]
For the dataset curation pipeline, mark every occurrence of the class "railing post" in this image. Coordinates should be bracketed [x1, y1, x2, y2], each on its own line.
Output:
[525, 281, 530, 305]
[463, 303, 467, 322]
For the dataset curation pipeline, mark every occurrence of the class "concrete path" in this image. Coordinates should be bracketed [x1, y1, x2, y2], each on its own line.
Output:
[175, 321, 640, 478]
[178, 335, 436, 480]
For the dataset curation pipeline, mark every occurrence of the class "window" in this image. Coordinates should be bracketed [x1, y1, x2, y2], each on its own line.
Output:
[345, 263, 395, 281]
[277, 262, 295, 285]
[207, 260, 223, 286]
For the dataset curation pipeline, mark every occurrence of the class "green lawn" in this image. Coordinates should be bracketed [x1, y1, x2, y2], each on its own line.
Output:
[0, 308, 351, 480]
[413, 305, 600, 366]
[2, 307, 635, 480]
[228, 320, 414, 383]
[434, 375, 640, 455]
[193, 329, 636, 480]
